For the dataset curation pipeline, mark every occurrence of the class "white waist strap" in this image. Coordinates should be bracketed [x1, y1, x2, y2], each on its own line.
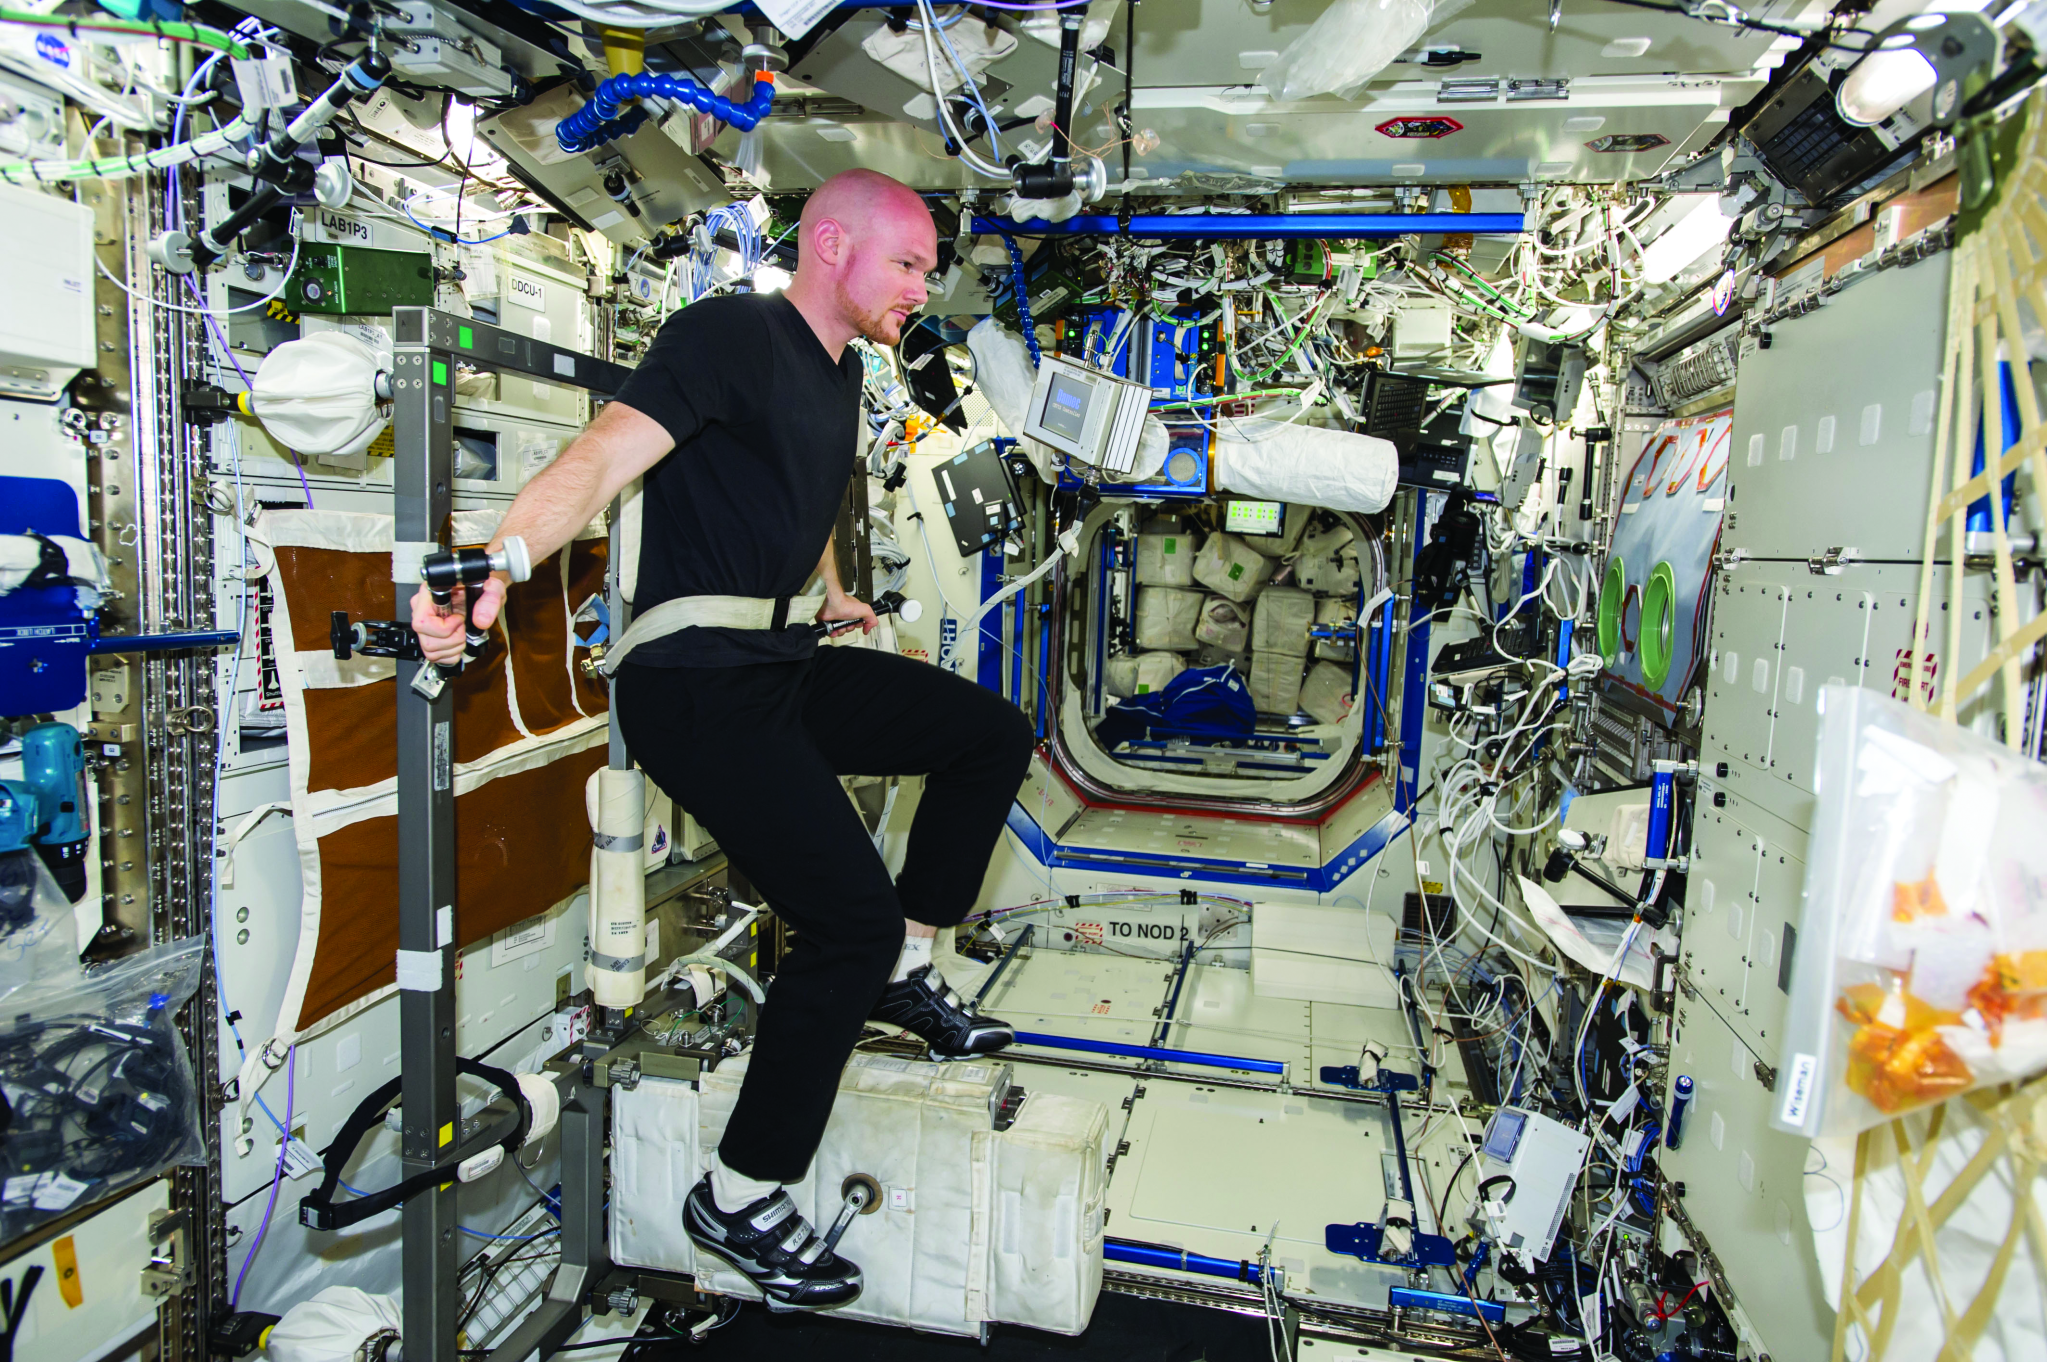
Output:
[600, 593, 826, 675]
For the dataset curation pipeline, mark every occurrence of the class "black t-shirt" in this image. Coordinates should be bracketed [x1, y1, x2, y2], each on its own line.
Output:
[611, 292, 862, 667]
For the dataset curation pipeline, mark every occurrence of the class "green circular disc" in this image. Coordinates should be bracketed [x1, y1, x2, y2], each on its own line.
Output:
[1641, 560, 1678, 688]
[1597, 555, 1626, 665]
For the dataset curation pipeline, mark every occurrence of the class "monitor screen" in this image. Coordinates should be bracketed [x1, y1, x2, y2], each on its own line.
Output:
[1226, 500, 1284, 535]
[1040, 371, 1092, 442]
[1482, 1109, 1527, 1164]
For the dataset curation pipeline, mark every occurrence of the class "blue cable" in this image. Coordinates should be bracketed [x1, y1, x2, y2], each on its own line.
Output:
[401, 197, 514, 246]
[556, 75, 775, 155]
[998, 230, 1040, 368]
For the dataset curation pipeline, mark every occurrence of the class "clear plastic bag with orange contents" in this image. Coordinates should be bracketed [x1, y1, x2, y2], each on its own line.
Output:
[1773, 685, 2047, 1138]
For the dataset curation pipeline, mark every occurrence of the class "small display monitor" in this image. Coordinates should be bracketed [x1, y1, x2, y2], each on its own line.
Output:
[1226, 500, 1284, 535]
[1039, 371, 1092, 442]
[1482, 1108, 1528, 1163]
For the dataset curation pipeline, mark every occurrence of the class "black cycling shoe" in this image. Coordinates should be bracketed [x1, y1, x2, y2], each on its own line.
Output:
[870, 964, 1016, 1059]
[682, 1174, 862, 1312]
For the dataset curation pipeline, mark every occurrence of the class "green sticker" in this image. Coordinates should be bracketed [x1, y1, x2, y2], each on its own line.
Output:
[1228, 562, 1244, 580]
[458, 325, 474, 349]
[431, 360, 449, 387]
[1163, 537, 1177, 554]
[1135, 684, 1150, 694]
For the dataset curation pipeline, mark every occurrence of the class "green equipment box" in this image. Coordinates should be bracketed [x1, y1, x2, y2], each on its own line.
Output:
[295, 243, 435, 314]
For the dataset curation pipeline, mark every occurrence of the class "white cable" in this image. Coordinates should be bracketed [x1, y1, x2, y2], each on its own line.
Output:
[916, 0, 1012, 180]
[94, 218, 303, 317]
[500, 0, 736, 25]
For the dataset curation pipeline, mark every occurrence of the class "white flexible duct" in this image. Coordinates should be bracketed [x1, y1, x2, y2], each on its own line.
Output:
[586, 767, 647, 1009]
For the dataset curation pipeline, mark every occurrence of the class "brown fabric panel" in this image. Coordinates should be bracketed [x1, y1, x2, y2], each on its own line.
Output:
[275, 541, 523, 790]
[566, 539, 611, 716]
[300, 743, 606, 1028]
[501, 546, 592, 736]
[275, 546, 396, 648]
[300, 639, 519, 791]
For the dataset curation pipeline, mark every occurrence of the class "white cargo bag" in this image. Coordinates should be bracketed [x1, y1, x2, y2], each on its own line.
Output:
[1251, 587, 1314, 658]
[1193, 595, 1251, 654]
[1107, 650, 1183, 698]
[1192, 531, 1274, 604]
[1134, 529, 1196, 586]
[609, 1052, 1108, 1338]
[1133, 586, 1202, 651]
[1247, 651, 1303, 715]
[1295, 521, 1360, 595]
[1300, 660, 1355, 726]
[1315, 596, 1357, 661]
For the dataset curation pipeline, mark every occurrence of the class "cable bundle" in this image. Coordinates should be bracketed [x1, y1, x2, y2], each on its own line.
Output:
[555, 75, 774, 156]
[0, 939, 206, 1238]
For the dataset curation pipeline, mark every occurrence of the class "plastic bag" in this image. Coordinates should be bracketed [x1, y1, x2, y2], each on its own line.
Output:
[1194, 596, 1250, 654]
[1257, 0, 1466, 103]
[0, 937, 208, 1237]
[0, 844, 81, 1002]
[1775, 687, 2047, 1138]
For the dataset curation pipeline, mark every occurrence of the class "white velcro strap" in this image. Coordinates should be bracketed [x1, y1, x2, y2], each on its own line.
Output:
[392, 540, 435, 584]
[395, 947, 443, 992]
[516, 1071, 561, 1147]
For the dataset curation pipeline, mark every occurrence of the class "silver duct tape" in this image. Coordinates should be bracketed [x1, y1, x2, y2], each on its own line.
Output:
[592, 831, 644, 852]
[589, 950, 645, 973]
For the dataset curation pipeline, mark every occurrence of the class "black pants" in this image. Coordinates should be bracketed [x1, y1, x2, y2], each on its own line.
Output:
[616, 646, 1035, 1182]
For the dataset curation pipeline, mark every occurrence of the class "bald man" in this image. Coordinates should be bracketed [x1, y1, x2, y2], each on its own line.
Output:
[410, 169, 1030, 1311]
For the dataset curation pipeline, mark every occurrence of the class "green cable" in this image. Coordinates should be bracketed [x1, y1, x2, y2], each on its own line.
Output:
[1433, 253, 1536, 318]
[1151, 386, 1309, 411]
[1239, 290, 1328, 385]
[0, 10, 252, 57]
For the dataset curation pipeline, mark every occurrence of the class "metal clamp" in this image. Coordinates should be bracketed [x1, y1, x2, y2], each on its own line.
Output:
[140, 1209, 193, 1298]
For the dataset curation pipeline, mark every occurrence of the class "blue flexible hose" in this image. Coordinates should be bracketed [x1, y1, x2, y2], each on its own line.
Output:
[998, 230, 1040, 369]
[556, 75, 775, 156]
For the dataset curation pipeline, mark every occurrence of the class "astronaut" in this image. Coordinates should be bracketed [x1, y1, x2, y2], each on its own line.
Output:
[410, 169, 1031, 1311]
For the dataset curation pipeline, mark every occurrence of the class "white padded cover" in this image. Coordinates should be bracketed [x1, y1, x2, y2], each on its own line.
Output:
[249, 331, 391, 458]
[1212, 419, 1397, 515]
[610, 1052, 1108, 1338]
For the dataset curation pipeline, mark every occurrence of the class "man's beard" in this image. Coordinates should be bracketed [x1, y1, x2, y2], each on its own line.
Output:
[837, 282, 903, 344]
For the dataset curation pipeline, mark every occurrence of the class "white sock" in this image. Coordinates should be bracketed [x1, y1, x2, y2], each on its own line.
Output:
[710, 1153, 780, 1213]
[892, 932, 934, 983]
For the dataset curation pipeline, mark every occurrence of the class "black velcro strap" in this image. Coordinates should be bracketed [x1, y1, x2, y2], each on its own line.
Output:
[297, 1057, 533, 1231]
[19, 532, 75, 593]
[770, 597, 790, 631]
